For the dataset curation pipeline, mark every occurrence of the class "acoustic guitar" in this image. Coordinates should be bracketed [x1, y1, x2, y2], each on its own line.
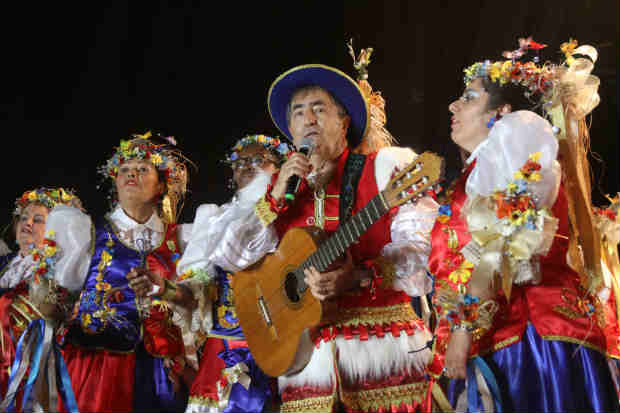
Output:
[232, 152, 443, 377]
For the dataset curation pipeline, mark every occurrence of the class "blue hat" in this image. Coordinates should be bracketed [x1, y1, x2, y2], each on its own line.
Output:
[267, 64, 369, 147]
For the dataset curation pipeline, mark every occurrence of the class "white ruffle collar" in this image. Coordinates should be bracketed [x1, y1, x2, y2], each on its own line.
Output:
[108, 206, 165, 234]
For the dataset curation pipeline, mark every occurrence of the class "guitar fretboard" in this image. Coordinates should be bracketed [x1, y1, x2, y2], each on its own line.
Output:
[293, 192, 390, 292]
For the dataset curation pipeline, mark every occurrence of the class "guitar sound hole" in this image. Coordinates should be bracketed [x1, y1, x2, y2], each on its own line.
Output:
[284, 272, 301, 303]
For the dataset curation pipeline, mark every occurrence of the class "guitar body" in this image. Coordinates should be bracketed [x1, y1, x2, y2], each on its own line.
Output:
[232, 226, 326, 377]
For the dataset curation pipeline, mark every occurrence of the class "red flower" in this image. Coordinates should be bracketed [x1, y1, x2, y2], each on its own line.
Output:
[111, 290, 124, 303]
[529, 40, 548, 50]
[496, 194, 515, 219]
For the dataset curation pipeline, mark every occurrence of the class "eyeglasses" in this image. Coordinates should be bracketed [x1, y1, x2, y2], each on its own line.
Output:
[230, 156, 274, 171]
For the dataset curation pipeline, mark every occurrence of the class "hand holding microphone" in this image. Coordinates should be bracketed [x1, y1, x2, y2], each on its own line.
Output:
[270, 138, 314, 203]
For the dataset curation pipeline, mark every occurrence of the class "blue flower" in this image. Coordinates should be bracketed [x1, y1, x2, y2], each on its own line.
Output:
[439, 205, 452, 216]
[525, 221, 537, 230]
[464, 293, 480, 305]
[515, 179, 528, 194]
[230, 152, 238, 161]
[171, 253, 180, 263]
[276, 143, 290, 154]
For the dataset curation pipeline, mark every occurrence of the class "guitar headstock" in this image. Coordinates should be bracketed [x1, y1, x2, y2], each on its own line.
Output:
[382, 151, 444, 209]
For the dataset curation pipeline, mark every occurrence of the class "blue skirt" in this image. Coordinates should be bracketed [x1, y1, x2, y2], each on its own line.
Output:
[448, 323, 620, 412]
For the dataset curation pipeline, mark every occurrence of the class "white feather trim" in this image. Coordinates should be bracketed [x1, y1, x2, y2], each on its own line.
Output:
[375, 146, 418, 191]
[279, 327, 432, 392]
[336, 328, 432, 384]
[278, 338, 336, 391]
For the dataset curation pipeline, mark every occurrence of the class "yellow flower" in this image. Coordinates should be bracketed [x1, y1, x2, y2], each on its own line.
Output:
[178, 269, 194, 281]
[134, 131, 152, 140]
[101, 250, 113, 266]
[28, 192, 38, 201]
[61, 189, 73, 202]
[488, 64, 501, 83]
[46, 229, 56, 238]
[258, 135, 266, 143]
[44, 246, 57, 257]
[151, 153, 163, 166]
[529, 152, 541, 162]
[81, 313, 92, 328]
[513, 170, 525, 180]
[507, 183, 517, 193]
[529, 172, 542, 182]
[449, 259, 474, 284]
[120, 140, 130, 153]
[501, 60, 513, 73]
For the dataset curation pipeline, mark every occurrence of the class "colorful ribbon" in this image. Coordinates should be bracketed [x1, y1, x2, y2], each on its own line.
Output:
[466, 356, 503, 413]
[0, 319, 79, 412]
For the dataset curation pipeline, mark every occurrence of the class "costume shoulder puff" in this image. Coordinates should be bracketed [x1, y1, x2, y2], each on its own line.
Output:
[374, 146, 418, 191]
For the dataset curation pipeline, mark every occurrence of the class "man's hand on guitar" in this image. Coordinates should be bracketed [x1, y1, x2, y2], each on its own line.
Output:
[304, 250, 357, 301]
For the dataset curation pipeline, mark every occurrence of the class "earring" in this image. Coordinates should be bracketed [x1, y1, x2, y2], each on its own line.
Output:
[486, 115, 498, 129]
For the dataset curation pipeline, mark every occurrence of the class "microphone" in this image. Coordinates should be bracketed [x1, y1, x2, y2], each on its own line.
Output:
[285, 138, 314, 203]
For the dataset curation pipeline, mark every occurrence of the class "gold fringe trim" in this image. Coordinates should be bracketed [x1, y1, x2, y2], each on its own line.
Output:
[541, 334, 613, 357]
[341, 381, 429, 412]
[254, 195, 278, 227]
[333, 302, 418, 328]
[472, 332, 618, 360]
[280, 394, 335, 413]
[187, 395, 219, 408]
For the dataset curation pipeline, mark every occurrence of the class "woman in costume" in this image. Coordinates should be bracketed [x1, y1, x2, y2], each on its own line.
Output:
[173, 134, 291, 412]
[0, 188, 86, 412]
[54, 132, 195, 412]
[427, 39, 620, 412]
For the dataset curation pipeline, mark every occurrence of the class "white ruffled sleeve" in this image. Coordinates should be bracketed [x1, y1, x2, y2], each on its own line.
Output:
[375, 147, 439, 297]
[207, 172, 278, 273]
[45, 205, 93, 292]
[465, 110, 560, 208]
[176, 172, 278, 279]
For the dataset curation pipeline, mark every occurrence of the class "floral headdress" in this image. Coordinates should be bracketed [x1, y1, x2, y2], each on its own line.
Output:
[14, 187, 82, 216]
[99, 131, 193, 224]
[224, 134, 292, 166]
[347, 39, 396, 155]
[462, 37, 598, 120]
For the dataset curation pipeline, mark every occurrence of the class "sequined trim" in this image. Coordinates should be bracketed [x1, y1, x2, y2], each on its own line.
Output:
[341, 381, 429, 412]
[280, 394, 335, 413]
[373, 256, 396, 290]
[255, 195, 278, 227]
[334, 302, 418, 328]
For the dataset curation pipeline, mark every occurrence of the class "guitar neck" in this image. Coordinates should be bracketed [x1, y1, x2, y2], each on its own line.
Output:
[294, 191, 390, 291]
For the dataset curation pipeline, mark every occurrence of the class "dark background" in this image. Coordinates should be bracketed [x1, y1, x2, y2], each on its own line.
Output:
[1, 1, 617, 236]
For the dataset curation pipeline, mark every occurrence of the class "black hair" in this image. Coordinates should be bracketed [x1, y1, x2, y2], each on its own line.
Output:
[481, 77, 536, 113]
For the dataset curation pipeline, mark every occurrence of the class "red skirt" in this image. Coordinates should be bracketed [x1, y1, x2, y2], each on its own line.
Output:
[58, 343, 136, 413]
